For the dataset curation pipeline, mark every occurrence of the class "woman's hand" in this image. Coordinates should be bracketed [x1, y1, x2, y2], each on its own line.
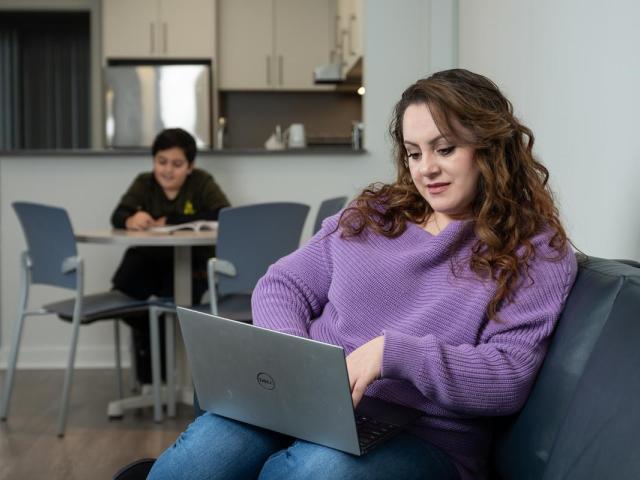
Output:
[346, 336, 384, 407]
[125, 211, 154, 231]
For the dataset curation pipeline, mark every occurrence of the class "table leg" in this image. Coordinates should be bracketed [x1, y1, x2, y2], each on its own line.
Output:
[173, 246, 194, 407]
[166, 311, 176, 417]
[173, 245, 192, 306]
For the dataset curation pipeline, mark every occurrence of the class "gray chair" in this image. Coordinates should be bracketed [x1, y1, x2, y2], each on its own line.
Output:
[0, 202, 150, 436]
[152, 202, 310, 420]
[313, 196, 348, 234]
[209, 202, 310, 320]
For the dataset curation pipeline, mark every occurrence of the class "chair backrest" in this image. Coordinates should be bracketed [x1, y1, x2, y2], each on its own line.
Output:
[216, 202, 309, 297]
[313, 196, 347, 234]
[492, 257, 640, 479]
[13, 202, 78, 289]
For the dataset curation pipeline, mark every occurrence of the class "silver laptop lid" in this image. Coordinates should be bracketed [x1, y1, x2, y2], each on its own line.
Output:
[177, 307, 362, 455]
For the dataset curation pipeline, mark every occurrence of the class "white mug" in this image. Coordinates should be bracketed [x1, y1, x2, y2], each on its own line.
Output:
[286, 123, 306, 148]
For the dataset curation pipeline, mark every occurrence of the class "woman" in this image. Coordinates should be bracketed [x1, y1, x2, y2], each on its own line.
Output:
[111, 128, 230, 384]
[148, 70, 577, 479]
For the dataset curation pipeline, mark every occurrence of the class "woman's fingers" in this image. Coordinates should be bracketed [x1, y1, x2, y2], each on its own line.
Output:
[351, 379, 367, 407]
[345, 336, 385, 407]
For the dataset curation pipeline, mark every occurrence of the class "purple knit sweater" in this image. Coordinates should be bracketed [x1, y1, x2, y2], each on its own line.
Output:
[252, 213, 577, 479]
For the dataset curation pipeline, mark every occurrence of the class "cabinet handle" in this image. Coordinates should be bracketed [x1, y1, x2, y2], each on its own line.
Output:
[348, 14, 356, 55]
[266, 55, 271, 86]
[278, 55, 283, 86]
[150, 22, 155, 54]
[163, 22, 168, 54]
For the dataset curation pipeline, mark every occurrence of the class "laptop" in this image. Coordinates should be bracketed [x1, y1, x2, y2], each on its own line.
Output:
[177, 307, 424, 456]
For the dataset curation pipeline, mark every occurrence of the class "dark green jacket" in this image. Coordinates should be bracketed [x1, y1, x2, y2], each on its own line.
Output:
[111, 168, 230, 227]
[110, 168, 230, 300]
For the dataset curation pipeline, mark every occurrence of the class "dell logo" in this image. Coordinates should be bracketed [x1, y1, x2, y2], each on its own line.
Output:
[256, 372, 275, 390]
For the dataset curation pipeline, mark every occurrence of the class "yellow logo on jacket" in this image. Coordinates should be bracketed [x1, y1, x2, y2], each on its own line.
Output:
[183, 200, 195, 215]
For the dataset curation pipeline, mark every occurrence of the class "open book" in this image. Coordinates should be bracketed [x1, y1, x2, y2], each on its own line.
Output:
[151, 220, 218, 233]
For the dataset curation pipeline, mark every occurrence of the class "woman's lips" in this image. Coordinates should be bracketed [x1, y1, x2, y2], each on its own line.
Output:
[427, 182, 450, 194]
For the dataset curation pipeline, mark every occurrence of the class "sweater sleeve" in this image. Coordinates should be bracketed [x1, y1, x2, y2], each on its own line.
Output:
[382, 244, 578, 416]
[110, 175, 147, 228]
[251, 216, 336, 338]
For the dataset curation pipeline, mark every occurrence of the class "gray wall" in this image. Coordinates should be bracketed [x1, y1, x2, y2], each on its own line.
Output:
[458, 0, 640, 259]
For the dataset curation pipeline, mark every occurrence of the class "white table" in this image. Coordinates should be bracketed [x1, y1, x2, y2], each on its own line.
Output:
[75, 229, 217, 418]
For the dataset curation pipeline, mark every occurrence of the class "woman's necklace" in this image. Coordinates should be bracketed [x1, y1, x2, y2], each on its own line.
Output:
[423, 213, 441, 235]
[433, 214, 442, 233]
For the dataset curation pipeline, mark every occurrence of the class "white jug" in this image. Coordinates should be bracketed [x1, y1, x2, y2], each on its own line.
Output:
[286, 123, 306, 148]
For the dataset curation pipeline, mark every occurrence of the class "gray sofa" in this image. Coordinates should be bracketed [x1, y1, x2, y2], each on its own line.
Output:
[491, 256, 640, 479]
[114, 257, 640, 480]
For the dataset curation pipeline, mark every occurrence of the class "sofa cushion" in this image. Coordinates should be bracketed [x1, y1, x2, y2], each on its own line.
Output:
[492, 257, 640, 479]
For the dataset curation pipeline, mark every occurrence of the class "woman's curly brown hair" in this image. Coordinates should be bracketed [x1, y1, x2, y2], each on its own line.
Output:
[339, 69, 569, 320]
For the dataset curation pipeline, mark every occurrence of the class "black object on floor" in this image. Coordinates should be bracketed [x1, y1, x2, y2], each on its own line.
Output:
[112, 458, 156, 480]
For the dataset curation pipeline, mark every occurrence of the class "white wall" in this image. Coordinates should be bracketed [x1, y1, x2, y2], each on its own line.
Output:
[458, 0, 640, 260]
[0, 0, 457, 368]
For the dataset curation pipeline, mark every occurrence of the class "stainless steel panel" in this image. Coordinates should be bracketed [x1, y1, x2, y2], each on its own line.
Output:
[105, 65, 211, 148]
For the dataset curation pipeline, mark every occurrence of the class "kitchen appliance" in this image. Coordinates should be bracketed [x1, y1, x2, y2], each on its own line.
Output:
[104, 64, 211, 148]
[313, 62, 344, 84]
[285, 123, 306, 148]
[314, 57, 363, 89]
[264, 125, 285, 150]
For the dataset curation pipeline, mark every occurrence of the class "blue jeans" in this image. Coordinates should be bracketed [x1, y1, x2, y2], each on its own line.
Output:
[148, 412, 460, 480]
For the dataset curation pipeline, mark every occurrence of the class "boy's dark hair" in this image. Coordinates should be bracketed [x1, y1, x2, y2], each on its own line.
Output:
[151, 128, 197, 164]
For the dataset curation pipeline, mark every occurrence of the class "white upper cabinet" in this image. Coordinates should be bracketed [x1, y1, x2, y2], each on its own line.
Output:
[218, 0, 333, 90]
[217, 0, 274, 90]
[273, 0, 333, 89]
[103, 0, 159, 58]
[159, 0, 215, 58]
[103, 0, 215, 59]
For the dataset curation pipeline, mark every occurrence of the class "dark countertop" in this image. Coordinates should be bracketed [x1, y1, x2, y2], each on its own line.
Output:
[0, 147, 367, 157]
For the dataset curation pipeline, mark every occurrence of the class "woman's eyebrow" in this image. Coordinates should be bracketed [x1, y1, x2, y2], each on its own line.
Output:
[428, 135, 446, 146]
[403, 135, 446, 148]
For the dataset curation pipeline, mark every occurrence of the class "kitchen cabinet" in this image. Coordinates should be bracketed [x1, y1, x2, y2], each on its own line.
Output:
[335, 0, 362, 74]
[216, 0, 272, 90]
[102, 0, 215, 59]
[218, 0, 333, 90]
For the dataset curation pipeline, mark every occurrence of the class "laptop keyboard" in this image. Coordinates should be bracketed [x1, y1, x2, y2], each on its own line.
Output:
[355, 415, 401, 454]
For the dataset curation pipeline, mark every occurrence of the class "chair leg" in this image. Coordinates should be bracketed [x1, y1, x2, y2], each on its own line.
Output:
[128, 332, 139, 393]
[165, 311, 176, 418]
[114, 320, 124, 400]
[1, 255, 31, 421]
[149, 307, 163, 423]
[0, 308, 28, 420]
[57, 308, 83, 437]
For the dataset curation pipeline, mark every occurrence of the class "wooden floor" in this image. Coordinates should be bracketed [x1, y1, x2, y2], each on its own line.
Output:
[0, 369, 192, 479]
